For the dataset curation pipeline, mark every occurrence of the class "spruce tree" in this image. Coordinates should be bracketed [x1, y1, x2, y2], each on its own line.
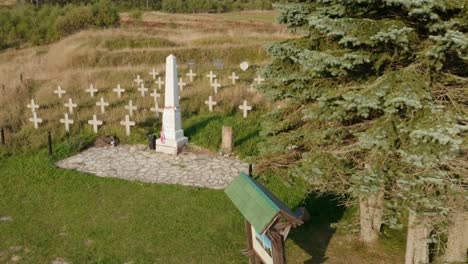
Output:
[258, 0, 467, 260]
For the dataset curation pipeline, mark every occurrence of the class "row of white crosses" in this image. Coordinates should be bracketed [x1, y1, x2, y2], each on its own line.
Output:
[203, 96, 252, 118]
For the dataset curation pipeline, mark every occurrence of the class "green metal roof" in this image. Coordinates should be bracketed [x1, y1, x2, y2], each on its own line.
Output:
[225, 172, 297, 233]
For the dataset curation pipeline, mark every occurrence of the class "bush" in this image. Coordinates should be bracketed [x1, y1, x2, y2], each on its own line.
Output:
[55, 6, 93, 36]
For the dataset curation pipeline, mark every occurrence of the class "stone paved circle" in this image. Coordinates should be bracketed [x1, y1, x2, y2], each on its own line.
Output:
[56, 144, 249, 189]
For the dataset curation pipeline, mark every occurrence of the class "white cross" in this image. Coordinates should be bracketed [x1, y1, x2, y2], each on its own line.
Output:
[54, 86, 66, 98]
[155, 77, 164, 90]
[138, 83, 149, 97]
[86, 84, 98, 97]
[29, 112, 43, 129]
[27, 99, 39, 112]
[149, 68, 159, 80]
[120, 115, 135, 136]
[211, 79, 222, 94]
[96, 97, 109, 114]
[134, 75, 144, 86]
[64, 98, 78, 114]
[59, 113, 74, 132]
[88, 114, 103, 133]
[229, 72, 239, 85]
[150, 89, 161, 103]
[186, 69, 197, 82]
[113, 84, 125, 98]
[206, 71, 216, 83]
[204, 96, 217, 112]
[124, 100, 137, 117]
[254, 75, 265, 85]
[239, 100, 252, 118]
[248, 83, 256, 93]
[150, 101, 163, 119]
[178, 78, 187, 91]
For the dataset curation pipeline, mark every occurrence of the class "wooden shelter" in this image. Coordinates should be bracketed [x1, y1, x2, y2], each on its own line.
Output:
[225, 172, 303, 264]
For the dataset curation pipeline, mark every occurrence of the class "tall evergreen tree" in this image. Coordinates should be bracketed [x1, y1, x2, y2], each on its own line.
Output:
[258, 0, 466, 261]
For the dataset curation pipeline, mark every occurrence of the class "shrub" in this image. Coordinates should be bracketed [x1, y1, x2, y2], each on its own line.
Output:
[55, 6, 93, 37]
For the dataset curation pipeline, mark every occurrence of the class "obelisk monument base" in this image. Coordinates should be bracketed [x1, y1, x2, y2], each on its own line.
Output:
[156, 54, 188, 155]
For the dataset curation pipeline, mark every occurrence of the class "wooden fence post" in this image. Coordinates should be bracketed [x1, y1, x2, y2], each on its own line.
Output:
[1, 128, 5, 145]
[48, 131, 53, 156]
[221, 126, 234, 154]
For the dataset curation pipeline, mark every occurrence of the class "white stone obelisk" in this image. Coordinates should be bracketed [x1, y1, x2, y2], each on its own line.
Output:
[156, 54, 188, 155]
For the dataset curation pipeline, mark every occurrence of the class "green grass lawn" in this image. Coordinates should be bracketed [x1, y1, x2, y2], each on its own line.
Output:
[0, 153, 248, 263]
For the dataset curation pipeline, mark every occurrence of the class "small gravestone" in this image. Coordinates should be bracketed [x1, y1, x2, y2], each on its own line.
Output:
[113, 84, 125, 98]
[59, 113, 74, 132]
[254, 75, 265, 85]
[229, 72, 239, 85]
[204, 96, 217, 112]
[239, 100, 252, 118]
[120, 115, 135, 136]
[134, 75, 143, 86]
[187, 60, 196, 69]
[240, 61, 249, 71]
[186, 69, 197, 82]
[96, 97, 109, 114]
[124, 100, 137, 117]
[54, 86, 66, 98]
[206, 71, 216, 84]
[138, 83, 148, 97]
[213, 59, 224, 70]
[221, 126, 233, 154]
[178, 78, 186, 91]
[29, 112, 42, 129]
[155, 77, 164, 90]
[27, 99, 39, 113]
[150, 101, 163, 119]
[149, 68, 159, 80]
[85, 84, 98, 97]
[88, 114, 103, 133]
[211, 79, 221, 94]
[150, 89, 161, 103]
[248, 83, 256, 93]
[65, 98, 77, 114]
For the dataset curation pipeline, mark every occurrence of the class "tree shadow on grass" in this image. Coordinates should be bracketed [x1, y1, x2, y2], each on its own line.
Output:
[234, 130, 259, 146]
[290, 192, 346, 264]
[184, 115, 222, 139]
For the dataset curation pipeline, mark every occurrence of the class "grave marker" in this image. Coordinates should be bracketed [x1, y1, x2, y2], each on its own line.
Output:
[229, 72, 239, 85]
[204, 96, 217, 112]
[138, 83, 149, 97]
[150, 101, 163, 119]
[65, 98, 77, 114]
[29, 112, 43, 129]
[221, 126, 233, 153]
[54, 86, 66, 98]
[240, 61, 249, 71]
[134, 75, 143, 86]
[150, 89, 161, 103]
[211, 79, 221, 94]
[187, 60, 196, 69]
[178, 78, 186, 91]
[254, 75, 265, 85]
[248, 83, 256, 93]
[155, 77, 164, 90]
[27, 99, 39, 113]
[156, 54, 188, 155]
[213, 59, 224, 70]
[96, 97, 109, 114]
[239, 100, 252, 118]
[149, 68, 159, 80]
[120, 115, 135, 136]
[113, 84, 125, 98]
[186, 69, 197, 82]
[206, 71, 216, 83]
[86, 84, 98, 97]
[59, 113, 74, 132]
[88, 114, 103, 133]
[124, 100, 137, 117]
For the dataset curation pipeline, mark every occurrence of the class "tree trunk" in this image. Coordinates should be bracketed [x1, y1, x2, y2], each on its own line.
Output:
[359, 190, 384, 243]
[405, 212, 430, 264]
[444, 212, 468, 263]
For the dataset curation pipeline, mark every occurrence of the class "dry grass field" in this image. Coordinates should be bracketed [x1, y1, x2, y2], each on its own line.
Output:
[0, 11, 289, 152]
